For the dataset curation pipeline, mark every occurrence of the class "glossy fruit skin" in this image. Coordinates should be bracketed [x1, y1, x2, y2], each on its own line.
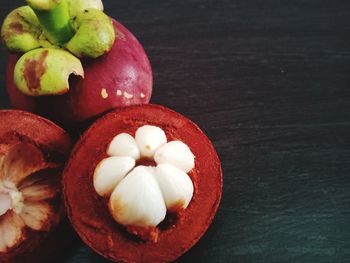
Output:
[63, 104, 222, 263]
[6, 20, 152, 128]
[0, 110, 73, 263]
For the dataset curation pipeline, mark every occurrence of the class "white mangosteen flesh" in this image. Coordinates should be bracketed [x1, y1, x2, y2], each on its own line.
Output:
[93, 125, 195, 237]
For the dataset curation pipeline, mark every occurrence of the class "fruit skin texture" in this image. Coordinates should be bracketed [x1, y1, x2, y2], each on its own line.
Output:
[0, 110, 72, 157]
[0, 110, 72, 263]
[6, 20, 153, 127]
[63, 104, 222, 263]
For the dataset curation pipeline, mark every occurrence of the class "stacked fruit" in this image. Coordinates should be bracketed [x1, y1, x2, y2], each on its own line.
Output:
[0, 1, 222, 262]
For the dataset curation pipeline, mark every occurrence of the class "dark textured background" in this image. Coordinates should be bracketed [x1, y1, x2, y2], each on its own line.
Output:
[1, 0, 350, 262]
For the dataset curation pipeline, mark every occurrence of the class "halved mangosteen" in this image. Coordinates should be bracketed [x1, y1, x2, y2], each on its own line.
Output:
[0, 110, 72, 263]
[63, 104, 222, 262]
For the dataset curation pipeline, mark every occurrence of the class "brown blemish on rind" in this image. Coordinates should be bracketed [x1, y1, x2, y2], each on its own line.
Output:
[2, 23, 24, 42]
[23, 50, 49, 93]
[168, 200, 186, 213]
[2, 12, 24, 41]
[9, 22, 24, 34]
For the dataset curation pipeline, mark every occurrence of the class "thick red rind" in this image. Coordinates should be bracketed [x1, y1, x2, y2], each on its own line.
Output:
[0, 110, 72, 156]
[0, 110, 73, 263]
[63, 104, 222, 263]
[6, 20, 152, 127]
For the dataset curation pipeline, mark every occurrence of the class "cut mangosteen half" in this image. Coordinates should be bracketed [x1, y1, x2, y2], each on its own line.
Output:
[0, 110, 72, 262]
[63, 104, 222, 262]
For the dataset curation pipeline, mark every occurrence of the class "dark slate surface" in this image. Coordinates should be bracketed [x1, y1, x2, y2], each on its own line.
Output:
[1, 0, 350, 262]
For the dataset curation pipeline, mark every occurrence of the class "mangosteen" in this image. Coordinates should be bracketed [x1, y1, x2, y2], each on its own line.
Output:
[0, 110, 72, 262]
[63, 104, 222, 262]
[2, 0, 152, 127]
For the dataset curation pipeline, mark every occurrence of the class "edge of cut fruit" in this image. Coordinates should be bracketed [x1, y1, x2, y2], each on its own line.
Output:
[62, 104, 222, 263]
[0, 110, 73, 262]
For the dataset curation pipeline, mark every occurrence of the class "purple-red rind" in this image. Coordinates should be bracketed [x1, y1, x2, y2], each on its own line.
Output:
[5, 20, 153, 128]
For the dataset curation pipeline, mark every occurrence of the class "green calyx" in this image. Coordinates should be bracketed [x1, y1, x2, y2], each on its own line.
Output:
[68, 0, 104, 18]
[66, 9, 115, 58]
[27, 0, 74, 45]
[1, 0, 115, 96]
[26, 0, 62, 11]
[14, 48, 84, 96]
[1, 6, 52, 53]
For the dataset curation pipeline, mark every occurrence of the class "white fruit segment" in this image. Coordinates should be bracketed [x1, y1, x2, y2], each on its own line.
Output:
[0, 212, 24, 252]
[9, 191, 24, 214]
[94, 125, 196, 231]
[154, 141, 195, 173]
[0, 192, 12, 216]
[107, 133, 140, 160]
[19, 202, 52, 231]
[155, 164, 194, 212]
[135, 125, 167, 158]
[109, 166, 166, 227]
[0, 181, 24, 215]
[93, 157, 135, 196]
[21, 183, 59, 202]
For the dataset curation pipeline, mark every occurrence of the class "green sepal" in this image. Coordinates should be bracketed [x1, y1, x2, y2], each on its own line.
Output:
[1, 6, 52, 53]
[65, 8, 115, 58]
[68, 0, 103, 18]
[26, 0, 62, 11]
[14, 48, 84, 96]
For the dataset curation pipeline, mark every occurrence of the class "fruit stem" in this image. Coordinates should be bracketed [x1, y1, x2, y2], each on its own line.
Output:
[26, 0, 74, 45]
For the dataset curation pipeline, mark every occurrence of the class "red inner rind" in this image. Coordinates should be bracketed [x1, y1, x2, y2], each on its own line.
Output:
[0, 110, 72, 157]
[63, 104, 222, 263]
[0, 110, 73, 263]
